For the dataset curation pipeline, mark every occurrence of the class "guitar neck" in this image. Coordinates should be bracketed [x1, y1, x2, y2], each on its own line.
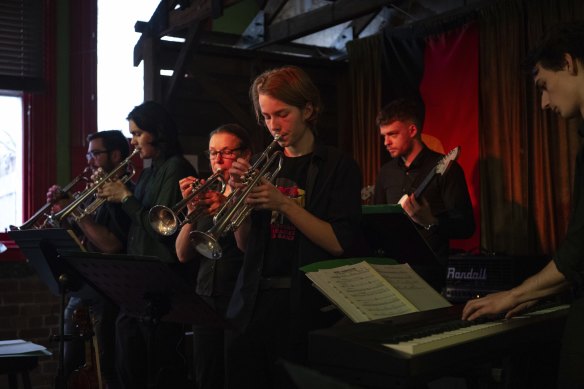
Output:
[413, 166, 437, 199]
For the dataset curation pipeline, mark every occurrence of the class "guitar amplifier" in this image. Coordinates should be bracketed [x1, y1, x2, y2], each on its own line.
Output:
[444, 255, 515, 303]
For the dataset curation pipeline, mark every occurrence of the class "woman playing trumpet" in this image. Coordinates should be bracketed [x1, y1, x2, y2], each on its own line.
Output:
[175, 123, 252, 389]
[98, 101, 196, 389]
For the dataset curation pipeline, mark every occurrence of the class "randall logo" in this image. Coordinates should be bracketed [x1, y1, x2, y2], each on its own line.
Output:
[446, 267, 487, 280]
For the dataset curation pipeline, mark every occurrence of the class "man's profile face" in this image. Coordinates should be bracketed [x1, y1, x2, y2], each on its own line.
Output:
[379, 120, 416, 159]
[534, 58, 581, 119]
[87, 138, 114, 172]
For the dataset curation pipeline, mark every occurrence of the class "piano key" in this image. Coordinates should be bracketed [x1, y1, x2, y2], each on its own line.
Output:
[382, 304, 569, 356]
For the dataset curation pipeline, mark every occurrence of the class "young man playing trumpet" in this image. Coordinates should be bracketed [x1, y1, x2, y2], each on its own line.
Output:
[225, 66, 362, 388]
[46, 129, 133, 388]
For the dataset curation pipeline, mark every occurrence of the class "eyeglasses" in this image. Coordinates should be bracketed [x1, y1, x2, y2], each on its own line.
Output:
[86, 150, 110, 160]
[204, 148, 241, 160]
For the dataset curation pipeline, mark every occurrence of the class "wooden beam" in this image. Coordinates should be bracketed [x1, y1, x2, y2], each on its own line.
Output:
[164, 21, 202, 107]
[188, 65, 258, 132]
[352, 12, 378, 37]
[254, 0, 398, 49]
[264, 0, 288, 24]
[134, 0, 242, 66]
[167, 0, 241, 33]
[143, 36, 161, 102]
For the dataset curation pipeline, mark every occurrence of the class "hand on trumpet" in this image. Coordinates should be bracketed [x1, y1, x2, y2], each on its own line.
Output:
[179, 176, 226, 216]
[46, 185, 70, 213]
[228, 158, 251, 189]
[98, 180, 133, 203]
[245, 177, 291, 212]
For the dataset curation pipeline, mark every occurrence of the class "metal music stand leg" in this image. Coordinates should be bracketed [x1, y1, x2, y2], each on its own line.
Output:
[54, 274, 70, 389]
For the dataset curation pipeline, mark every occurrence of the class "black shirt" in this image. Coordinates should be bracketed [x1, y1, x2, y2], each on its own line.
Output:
[263, 153, 312, 277]
[373, 145, 475, 261]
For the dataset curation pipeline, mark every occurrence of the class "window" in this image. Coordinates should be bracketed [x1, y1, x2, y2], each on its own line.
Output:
[0, 94, 23, 230]
[97, 0, 160, 137]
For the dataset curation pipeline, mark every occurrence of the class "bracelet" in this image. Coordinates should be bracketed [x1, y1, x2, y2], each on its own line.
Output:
[121, 194, 132, 204]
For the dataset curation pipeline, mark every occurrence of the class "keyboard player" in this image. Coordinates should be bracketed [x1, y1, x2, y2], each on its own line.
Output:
[463, 23, 584, 388]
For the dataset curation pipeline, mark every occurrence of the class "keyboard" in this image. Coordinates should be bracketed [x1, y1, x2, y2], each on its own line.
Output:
[309, 303, 570, 388]
[382, 304, 569, 355]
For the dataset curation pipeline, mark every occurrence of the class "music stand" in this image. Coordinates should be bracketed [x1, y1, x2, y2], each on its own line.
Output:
[361, 205, 443, 290]
[8, 228, 91, 389]
[57, 251, 226, 328]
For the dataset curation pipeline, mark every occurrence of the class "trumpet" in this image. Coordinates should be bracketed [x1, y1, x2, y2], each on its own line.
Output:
[189, 134, 283, 259]
[9, 167, 93, 231]
[148, 170, 226, 236]
[46, 148, 140, 227]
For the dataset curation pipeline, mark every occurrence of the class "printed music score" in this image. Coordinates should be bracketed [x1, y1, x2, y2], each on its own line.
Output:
[306, 261, 451, 323]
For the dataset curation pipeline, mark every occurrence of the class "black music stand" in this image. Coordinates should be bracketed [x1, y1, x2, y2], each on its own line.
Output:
[361, 205, 443, 290]
[8, 229, 90, 389]
[57, 251, 226, 328]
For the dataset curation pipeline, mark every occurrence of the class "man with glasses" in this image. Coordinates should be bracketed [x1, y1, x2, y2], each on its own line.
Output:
[47, 130, 133, 387]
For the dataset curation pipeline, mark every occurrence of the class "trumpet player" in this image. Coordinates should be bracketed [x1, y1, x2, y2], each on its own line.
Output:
[175, 123, 252, 389]
[46, 129, 133, 388]
[224, 66, 363, 389]
[98, 101, 196, 389]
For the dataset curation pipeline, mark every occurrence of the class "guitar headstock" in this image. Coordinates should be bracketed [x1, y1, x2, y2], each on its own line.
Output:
[361, 185, 375, 203]
[436, 146, 460, 175]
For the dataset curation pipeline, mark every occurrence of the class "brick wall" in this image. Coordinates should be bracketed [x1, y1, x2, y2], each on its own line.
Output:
[0, 261, 60, 389]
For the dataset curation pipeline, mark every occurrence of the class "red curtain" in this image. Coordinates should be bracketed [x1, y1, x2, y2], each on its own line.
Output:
[69, 0, 98, 175]
[420, 22, 480, 252]
[22, 0, 58, 220]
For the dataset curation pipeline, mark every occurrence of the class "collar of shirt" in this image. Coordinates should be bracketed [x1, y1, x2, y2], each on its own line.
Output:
[397, 144, 431, 171]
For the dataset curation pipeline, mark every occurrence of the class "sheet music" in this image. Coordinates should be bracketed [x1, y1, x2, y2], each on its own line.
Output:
[370, 263, 451, 311]
[0, 339, 47, 355]
[307, 262, 417, 322]
[329, 263, 417, 320]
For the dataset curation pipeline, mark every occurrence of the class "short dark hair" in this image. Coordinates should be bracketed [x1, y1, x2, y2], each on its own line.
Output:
[526, 22, 584, 73]
[127, 101, 181, 157]
[250, 66, 321, 132]
[87, 130, 130, 159]
[376, 98, 424, 131]
[209, 123, 252, 154]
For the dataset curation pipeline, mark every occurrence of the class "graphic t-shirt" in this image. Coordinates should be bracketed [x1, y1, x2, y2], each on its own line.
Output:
[262, 153, 311, 277]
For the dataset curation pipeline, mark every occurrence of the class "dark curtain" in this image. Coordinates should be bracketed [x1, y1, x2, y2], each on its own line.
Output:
[479, 0, 584, 255]
[346, 34, 382, 191]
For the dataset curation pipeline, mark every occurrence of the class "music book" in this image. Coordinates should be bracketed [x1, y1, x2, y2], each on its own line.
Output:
[0, 340, 52, 357]
[305, 260, 451, 323]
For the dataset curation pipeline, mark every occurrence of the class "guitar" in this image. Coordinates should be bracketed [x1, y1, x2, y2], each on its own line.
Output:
[67, 306, 103, 389]
[398, 146, 461, 206]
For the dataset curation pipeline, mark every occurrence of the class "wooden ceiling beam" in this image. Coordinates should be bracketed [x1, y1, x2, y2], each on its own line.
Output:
[252, 0, 399, 49]
[134, 0, 242, 66]
[264, 0, 288, 24]
[164, 21, 202, 107]
[187, 64, 258, 133]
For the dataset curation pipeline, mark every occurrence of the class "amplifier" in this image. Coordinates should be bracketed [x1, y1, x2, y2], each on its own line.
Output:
[444, 255, 515, 303]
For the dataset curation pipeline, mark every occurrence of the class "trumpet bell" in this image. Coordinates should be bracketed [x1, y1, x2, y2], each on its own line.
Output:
[189, 230, 222, 259]
[149, 205, 179, 236]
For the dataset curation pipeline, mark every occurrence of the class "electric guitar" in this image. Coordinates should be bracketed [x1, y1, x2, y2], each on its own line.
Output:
[398, 146, 461, 206]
